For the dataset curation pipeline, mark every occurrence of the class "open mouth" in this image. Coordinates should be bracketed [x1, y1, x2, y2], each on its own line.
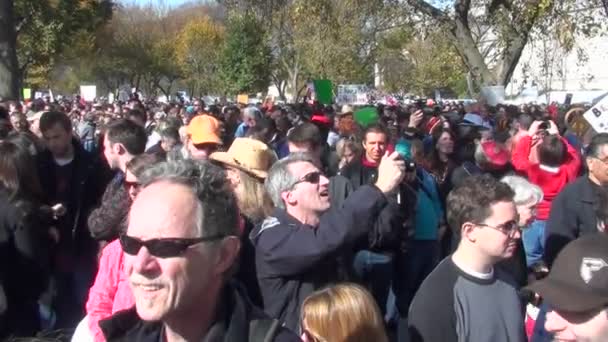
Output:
[319, 190, 329, 197]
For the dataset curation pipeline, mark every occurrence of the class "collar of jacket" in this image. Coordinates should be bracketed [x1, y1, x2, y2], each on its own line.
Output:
[251, 207, 308, 240]
[99, 282, 256, 342]
[581, 176, 600, 203]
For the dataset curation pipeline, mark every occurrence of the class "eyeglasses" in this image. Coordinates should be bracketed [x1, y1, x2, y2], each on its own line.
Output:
[193, 142, 218, 151]
[119, 233, 226, 258]
[124, 180, 140, 191]
[475, 219, 521, 237]
[290, 171, 323, 189]
[593, 157, 608, 166]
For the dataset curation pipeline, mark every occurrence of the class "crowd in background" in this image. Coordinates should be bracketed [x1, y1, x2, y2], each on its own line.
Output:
[0, 93, 605, 342]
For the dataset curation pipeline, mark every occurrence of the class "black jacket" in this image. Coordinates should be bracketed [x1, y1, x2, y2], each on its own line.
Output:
[99, 282, 300, 342]
[0, 189, 51, 338]
[87, 171, 131, 241]
[251, 185, 388, 331]
[37, 139, 111, 257]
[545, 176, 601, 266]
[339, 160, 414, 252]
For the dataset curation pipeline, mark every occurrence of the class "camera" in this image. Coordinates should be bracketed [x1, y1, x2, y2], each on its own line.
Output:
[405, 160, 416, 172]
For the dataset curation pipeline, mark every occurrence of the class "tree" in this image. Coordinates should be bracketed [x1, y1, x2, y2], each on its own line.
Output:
[15, 0, 113, 90]
[219, 0, 406, 100]
[377, 27, 468, 97]
[0, 0, 20, 100]
[219, 11, 272, 95]
[404, 0, 605, 89]
[175, 18, 225, 97]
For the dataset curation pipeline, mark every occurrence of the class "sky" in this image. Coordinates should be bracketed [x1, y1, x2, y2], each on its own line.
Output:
[119, 0, 194, 8]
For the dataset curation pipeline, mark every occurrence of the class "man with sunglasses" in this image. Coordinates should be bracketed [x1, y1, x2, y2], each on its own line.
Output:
[408, 174, 526, 342]
[526, 234, 608, 342]
[253, 151, 406, 331]
[185, 114, 222, 161]
[100, 160, 300, 341]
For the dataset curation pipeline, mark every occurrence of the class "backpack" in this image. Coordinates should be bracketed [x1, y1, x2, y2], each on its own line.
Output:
[249, 318, 281, 342]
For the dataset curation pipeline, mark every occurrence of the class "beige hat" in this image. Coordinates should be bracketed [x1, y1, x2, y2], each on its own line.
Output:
[210, 138, 275, 179]
[338, 104, 354, 116]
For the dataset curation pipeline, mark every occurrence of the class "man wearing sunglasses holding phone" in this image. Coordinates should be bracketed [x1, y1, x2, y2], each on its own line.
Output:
[100, 160, 299, 342]
[252, 151, 406, 331]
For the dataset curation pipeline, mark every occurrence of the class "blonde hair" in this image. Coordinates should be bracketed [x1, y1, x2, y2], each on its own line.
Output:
[235, 169, 273, 222]
[301, 283, 388, 342]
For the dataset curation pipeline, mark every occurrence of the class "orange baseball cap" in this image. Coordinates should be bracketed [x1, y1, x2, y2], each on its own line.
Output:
[187, 114, 222, 145]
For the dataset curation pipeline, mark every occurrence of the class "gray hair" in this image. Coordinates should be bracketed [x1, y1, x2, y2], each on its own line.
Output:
[243, 107, 262, 120]
[474, 142, 488, 166]
[139, 159, 239, 238]
[500, 175, 543, 205]
[265, 152, 317, 209]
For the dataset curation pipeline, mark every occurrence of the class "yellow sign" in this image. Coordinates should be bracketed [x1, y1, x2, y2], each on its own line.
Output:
[237, 94, 249, 105]
[23, 88, 31, 100]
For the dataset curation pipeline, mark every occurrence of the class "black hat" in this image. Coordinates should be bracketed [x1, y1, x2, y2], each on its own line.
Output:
[526, 234, 608, 313]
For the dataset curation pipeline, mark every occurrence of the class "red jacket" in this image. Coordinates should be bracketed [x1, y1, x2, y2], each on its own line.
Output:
[511, 135, 581, 220]
[85, 240, 134, 342]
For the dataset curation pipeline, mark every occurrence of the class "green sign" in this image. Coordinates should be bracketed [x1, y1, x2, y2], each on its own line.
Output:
[354, 107, 379, 127]
[313, 79, 333, 105]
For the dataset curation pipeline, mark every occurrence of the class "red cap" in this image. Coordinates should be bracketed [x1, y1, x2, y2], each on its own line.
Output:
[311, 114, 332, 126]
[481, 141, 510, 167]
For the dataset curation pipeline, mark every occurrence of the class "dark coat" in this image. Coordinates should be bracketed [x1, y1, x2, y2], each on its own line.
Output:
[99, 282, 300, 342]
[545, 176, 601, 266]
[339, 160, 414, 252]
[0, 189, 51, 338]
[87, 171, 131, 241]
[37, 139, 111, 258]
[251, 185, 388, 331]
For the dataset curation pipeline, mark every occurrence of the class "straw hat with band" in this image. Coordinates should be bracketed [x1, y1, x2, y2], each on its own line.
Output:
[210, 138, 274, 179]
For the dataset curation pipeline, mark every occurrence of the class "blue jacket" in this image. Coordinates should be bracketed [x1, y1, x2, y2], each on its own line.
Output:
[251, 185, 388, 331]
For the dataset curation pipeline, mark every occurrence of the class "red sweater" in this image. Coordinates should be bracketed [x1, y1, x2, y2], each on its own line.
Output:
[511, 135, 581, 220]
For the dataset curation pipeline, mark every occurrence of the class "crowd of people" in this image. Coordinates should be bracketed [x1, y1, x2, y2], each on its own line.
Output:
[0, 94, 606, 342]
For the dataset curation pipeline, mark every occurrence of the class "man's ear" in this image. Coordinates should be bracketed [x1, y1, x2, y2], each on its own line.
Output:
[281, 190, 297, 207]
[115, 142, 126, 155]
[461, 221, 478, 243]
[214, 236, 241, 275]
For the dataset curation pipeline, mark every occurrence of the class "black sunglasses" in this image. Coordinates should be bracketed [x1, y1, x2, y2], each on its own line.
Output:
[290, 171, 323, 189]
[119, 234, 225, 258]
[193, 142, 219, 151]
[124, 180, 140, 191]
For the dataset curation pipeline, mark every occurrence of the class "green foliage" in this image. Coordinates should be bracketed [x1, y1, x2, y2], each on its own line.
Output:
[377, 28, 467, 97]
[15, 0, 113, 88]
[219, 12, 272, 95]
[176, 18, 225, 96]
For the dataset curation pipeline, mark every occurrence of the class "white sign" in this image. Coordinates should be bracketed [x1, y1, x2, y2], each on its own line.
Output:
[80, 85, 97, 102]
[336, 84, 369, 105]
[583, 95, 608, 133]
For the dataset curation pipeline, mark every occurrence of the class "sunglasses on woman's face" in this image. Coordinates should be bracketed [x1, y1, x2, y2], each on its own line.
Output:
[119, 234, 225, 258]
[124, 180, 140, 191]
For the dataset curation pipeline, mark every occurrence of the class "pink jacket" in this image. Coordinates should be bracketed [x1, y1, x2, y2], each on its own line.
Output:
[85, 239, 135, 342]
